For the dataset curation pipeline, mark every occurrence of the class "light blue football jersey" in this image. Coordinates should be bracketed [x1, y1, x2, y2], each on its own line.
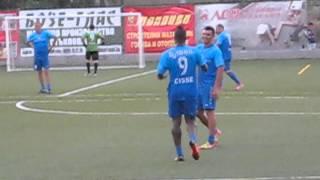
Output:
[157, 45, 206, 100]
[28, 30, 55, 56]
[216, 31, 232, 60]
[196, 43, 224, 86]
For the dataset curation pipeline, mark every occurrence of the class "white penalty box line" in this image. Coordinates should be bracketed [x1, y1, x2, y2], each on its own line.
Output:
[14, 70, 156, 113]
[57, 70, 156, 97]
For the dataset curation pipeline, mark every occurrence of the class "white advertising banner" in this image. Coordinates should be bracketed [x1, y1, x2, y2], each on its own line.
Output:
[19, 8, 122, 57]
[195, 0, 307, 49]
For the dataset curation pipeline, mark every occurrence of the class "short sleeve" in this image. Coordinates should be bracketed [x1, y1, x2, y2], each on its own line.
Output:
[214, 48, 224, 68]
[45, 30, 55, 39]
[27, 32, 36, 42]
[82, 32, 88, 38]
[97, 32, 103, 39]
[157, 52, 169, 75]
[194, 48, 206, 66]
[215, 35, 223, 47]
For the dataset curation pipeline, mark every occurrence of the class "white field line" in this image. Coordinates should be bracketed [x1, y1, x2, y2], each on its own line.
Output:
[12, 98, 161, 104]
[0, 101, 17, 104]
[264, 96, 305, 99]
[16, 101, 320, 116]
[0, 93, 160, 100]
[15, 101, 166, 116]
[1, 93, 317, 101]
[175, 176, 320, 180]
[57, 70, 156, 97]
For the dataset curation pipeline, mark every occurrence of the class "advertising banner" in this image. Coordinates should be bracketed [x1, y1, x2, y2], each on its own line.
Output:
[0, 10, 19, 60]
[124, 5, 195, 53]
[19, 8, 122, 57]
[195, 0, 307, 49]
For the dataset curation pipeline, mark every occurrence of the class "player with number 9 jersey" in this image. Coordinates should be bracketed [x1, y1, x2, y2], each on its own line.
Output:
[157, 45, 206, 118]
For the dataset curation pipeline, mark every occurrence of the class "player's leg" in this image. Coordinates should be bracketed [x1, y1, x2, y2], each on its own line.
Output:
[185, 117, 200, 160]
[197, 109, 208, 127]
[224, 60, 244, 91]
[92, 51, 99, 76]
[169, 100, 184, 161]
[184, 98, 200, 160]
[85, 51, 91, 75]
[34, 58, 46, 93]
[43, 69, 51, 93]
[204, 110, 219, 148]
[43, 56, 51, 93]
[37, 70, 47, 93]
[197, 92, 209, 127]
[200, 88, 220, 150]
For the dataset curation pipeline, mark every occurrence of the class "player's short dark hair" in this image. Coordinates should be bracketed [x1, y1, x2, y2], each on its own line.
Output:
[174, 25, 187, 44]
[217, 24, 224, 29]
[89, 24, 95, 30]
[204, 26, 215, 35]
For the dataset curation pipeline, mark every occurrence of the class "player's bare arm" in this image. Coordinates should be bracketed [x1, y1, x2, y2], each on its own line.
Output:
[81, 36, 87, 47]
[49, 36, 58, 52]
[212, 66, 224, 99]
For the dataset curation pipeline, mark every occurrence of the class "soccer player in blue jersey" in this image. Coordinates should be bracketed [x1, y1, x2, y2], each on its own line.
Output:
[196, 26, 224, 150]
[27, 22, 57, 94]
[216, 24, 244, 91]
[157, 26, 207, 161]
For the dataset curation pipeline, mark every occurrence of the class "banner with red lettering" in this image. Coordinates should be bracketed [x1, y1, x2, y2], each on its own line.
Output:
[0, 10, 19, 60]
[195, 0, 307, 49]
[124, 5, 195, 53]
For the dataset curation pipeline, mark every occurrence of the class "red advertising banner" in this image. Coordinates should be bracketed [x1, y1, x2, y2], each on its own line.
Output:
[124, 5, 195, 53]
[0, 10, 19, 60]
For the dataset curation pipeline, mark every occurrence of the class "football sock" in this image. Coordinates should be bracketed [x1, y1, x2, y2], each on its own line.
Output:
[175, 145, 183, 157]
[188, 131, 197, 144]
[208, 135, 215, 144]
[94, 62, 98, 74]
[227, 71, 241, 85]
[40, 83, 45, 90]
[47, 83, 51, 91]
[86, 62, 91, 74]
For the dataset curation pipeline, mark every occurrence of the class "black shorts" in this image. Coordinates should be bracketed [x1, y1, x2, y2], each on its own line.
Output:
[86, 51, 99, 60]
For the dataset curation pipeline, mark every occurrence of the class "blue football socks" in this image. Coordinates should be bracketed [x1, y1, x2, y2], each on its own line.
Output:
[40, 83, 45, 90]
[47, 83, 51, 92]
[176, 145, 183, 157]
[227, 71, 241, 85]
[188, 131, 197, 144]
[208, 135, 215, 144]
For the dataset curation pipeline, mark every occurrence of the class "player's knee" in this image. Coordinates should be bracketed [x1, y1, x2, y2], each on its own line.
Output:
[185, 118, 195, 126]
[225, 70, 232, 73]
[171, 126, 181, 135]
